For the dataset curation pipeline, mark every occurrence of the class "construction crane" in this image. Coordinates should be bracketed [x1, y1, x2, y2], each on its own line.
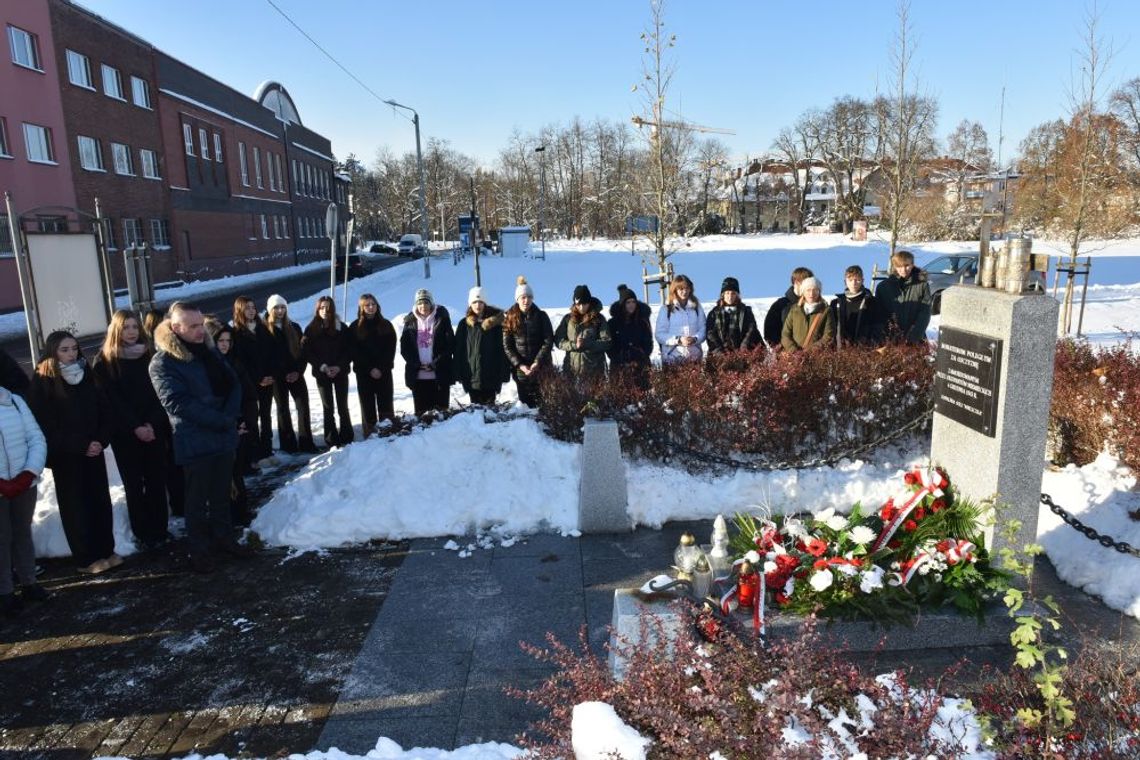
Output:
[631, 115, 735, 135]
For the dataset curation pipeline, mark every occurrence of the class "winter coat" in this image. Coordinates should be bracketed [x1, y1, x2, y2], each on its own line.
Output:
[781, 302, 836, 352]
[349, 315, 397, 375]
[875, 269, 932, 343]
[706, 302, 762, 355]
[554, 298, 612, 379]
[91, 353, 167, 437]
[453, 306, 511, 393]
[607, 299, 654, 369]
[27, 365, 112, 468]
[0, 348, 29, 395]
[230, 320, 276, 383]
[400, 305, 455, 388]
[502, 304, 554, 372]
[302, 320, 352, 380]
[0, 386, 46, 480]
[221, 349, 259, 429]
[763, 287, 797, 347]
[655, 300, 706, 365]
[149, 321, 241, 465]
[829, 289, 886, 346]
[265, 319, 307, 377]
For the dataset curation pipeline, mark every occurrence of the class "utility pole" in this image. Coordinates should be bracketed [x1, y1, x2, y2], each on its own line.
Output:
[534, 145, 546, 260]
[470, 176, 481, 286]
[384, 99, 430, 279]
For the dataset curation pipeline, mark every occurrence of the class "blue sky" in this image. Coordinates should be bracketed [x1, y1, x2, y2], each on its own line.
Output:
[80, 0, 1140, 168]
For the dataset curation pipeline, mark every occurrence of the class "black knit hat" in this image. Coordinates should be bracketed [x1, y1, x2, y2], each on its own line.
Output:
[720, 277, 740, 294]
[616, 283, 637, 304]
[573, 284, 592, 304]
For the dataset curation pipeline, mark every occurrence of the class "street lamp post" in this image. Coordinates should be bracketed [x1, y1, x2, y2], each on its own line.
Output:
[384, 99, 430, 279]
[534, 145, 546, 260]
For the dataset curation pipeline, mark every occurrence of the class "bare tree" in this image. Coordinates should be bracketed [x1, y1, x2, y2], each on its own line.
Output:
[772, 118, 814, 233]
[695, 138, 728, 220]
[946, 119, 994, 203]
[1109, 77, 1140, 186]
[807, 96, 875, 232]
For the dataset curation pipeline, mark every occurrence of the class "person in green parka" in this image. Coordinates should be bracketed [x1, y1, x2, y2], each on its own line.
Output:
[781, 276, 835, 352]
[453, 286, 510, 406]
[875, 249, 932, 343]
[554, 285, 612, 382]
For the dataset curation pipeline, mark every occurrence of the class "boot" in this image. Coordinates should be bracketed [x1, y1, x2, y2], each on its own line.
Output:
[297, 436, 319, 454]
[21, 584, 49, 603]
[338, 423, 354, 445]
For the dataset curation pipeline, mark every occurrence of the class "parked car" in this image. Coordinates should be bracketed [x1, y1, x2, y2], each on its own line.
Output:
[335, 253, 370, 281]
[924, 253, 1046, 314]
[397, 234, 427, 258]
[369, 242, 398, 255]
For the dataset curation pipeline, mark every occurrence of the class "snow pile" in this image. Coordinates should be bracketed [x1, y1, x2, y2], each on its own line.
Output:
[572, 702, 652, 760]
[97, 738, 523, 760]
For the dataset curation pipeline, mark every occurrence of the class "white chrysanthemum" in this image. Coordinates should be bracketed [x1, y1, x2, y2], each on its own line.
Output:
[834, 562, 859, 577]
[744, 550, 761, 564]
[783, 519, 808, 538]
[848, 525, 877, 545]
[764, 560, 778, 575]
[809, 569, 834, 592]
[859, 566, 885, 593]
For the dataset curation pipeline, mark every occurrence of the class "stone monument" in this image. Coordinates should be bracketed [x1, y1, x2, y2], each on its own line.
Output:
[579, 418, 632, 533]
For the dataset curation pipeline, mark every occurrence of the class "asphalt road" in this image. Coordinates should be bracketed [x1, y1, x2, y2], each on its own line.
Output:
[3, 254, 411, 373]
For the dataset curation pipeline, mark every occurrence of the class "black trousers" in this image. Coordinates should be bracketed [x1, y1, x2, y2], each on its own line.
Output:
[514, 373, 542, 408]
[111, 432, 170, 544]
[255, 383, 274, 459]
[411, 380, 450, 416]
[356, 370, 394, 436]
[52, 453, 115, 567]
[315, 374, 353, 444]
[468, 387, 498, 405]
[183, 451, 235, 557]
[272, 374, 313, 450]
[0, 487, 37, 594]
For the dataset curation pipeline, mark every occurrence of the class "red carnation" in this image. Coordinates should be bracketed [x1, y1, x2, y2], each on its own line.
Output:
[904, 472, 918, 485]
[881, 505, 897, 522]
[931, 499, 946, 513]
[804, 538, 828, 557]
[776, 554, 799, 572]
[903, 520, 918, 533]
[914, 507, 927, 521]
[888, 539, 901, 550]
[813, 558, 829, 570]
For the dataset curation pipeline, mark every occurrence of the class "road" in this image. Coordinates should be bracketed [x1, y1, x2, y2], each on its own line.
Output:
[3, 254, 411, 373]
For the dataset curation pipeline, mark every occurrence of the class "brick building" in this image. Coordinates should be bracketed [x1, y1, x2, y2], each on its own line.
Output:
[0, 0, 351, 311]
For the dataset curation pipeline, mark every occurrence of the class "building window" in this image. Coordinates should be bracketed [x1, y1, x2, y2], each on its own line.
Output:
[130, 76, 150, 108]
[111, 142, 134, 175]
[198, 128, 209, 160]
[304, 164, 312, 195]
[272, 215, 280, 238]
[22, 123, 54, 163]
[77, 135, 103, 171]
[38, 215, 66, 233]
[248, 214, 257, 240]
[65, 50, 93, 88]
[150, 218, 170, 248]
[281, 215, 289, 238]
[260, 214, 268, 239]
[0, 118, 12, 157]
[122, 218, 143, 247]
[0, 213, 11, 254]
[291, 159, 298, 191]
[266, 151, 276, 191]
[140, 148, 159, 179]
[274, 154, 284, 193]
[7, 26, 41, 71]
[101, 64, 124, 100]
[213, 133, 223, 164]
[238, 142, 249, 186]
[103, 219, 117, 250]
[253, 146, 262, 188]
[182, 124, 194, 156]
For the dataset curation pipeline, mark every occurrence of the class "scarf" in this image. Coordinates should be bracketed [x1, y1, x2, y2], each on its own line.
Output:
[182, 338, 233, 398]
[803, 301, 824, 315]
[415, 308, 437, 379]
[60, 359, 85, 386]
[120, 342, 147, 360]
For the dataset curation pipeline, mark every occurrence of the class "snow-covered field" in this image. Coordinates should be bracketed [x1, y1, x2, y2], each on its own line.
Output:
[19, 233, 1139, 758]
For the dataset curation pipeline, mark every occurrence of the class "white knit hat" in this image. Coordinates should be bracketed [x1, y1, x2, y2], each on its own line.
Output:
[267, 294, 287, 310]
[468, 286, 487, 305]
[414, 288, 434, 307]
[514, 276, 534, 303]
[799, 276, 822, 294]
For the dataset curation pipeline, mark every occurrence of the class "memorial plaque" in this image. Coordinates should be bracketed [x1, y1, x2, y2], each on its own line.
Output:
[934, 327, 1003, 437]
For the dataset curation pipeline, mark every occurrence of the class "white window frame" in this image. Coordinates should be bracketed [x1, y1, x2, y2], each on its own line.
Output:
[266, 151, 276, 191]
[291, 159, 298, 191]
[182, 124, 194, 156]
[238, 142, 249, 186]
[22, 123, 54, 163]
[272, 215, 281, 239]
[274, 154, 284, 193]
[149, 218, 170, 248]
[140, 148, 160, 179]
[111, 142, 134, 175]
[65, 49, 93, 89]
[260, 214, 268, 239]
[198, 128, 209, 160]
[77, 135, 103, 171]
[0, 118, 10, 158]
[101, 64, 124, 100]
[130, 76, 151, 109]
[253, 146, 263, 188]
[8, 26, 41, 71]
[122, 218, 143, 247]
[213, 133, 223, 164]
[281, 215, 290, 238]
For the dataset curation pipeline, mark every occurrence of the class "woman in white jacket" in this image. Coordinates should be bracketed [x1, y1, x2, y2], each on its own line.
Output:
[0, 382, 47, 616]
[654, 275, 706, 365]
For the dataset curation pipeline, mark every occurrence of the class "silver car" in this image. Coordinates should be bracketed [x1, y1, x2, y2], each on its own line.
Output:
[923, 253, 1045, 314]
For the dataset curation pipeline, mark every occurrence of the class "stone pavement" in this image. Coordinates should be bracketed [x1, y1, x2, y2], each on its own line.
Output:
[316, 519, 1140, 754]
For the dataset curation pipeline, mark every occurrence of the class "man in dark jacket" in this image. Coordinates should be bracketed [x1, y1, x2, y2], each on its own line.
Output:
[706, 276, 761, 356]
[875, 250, 932, 343]
[763, 267, 814, 348]
[830, 265, 885, 347]
[150, 302, 248, 573]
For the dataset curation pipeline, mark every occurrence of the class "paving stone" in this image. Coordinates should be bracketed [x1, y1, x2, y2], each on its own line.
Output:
[318, 715, 456, 755]
[331, 651, 471, 717]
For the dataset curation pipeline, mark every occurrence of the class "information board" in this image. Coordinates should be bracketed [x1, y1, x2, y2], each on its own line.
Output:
[933, 327, 1003, 437]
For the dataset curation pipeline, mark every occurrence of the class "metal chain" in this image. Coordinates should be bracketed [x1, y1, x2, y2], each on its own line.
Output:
[1040, 493, 1140, 558]
[617, 405, 933, 472]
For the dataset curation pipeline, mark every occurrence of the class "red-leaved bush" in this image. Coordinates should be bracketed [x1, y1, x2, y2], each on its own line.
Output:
[1050, 337, 1140, 470]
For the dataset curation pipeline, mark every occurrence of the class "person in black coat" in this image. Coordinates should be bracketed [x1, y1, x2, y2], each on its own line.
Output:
[830, 265, 886, 347]
[28, 330, 120, 575]
[349, 293, 397, 437]
[0, 346, 29, 396]
[706, 276, 762, 357]
[502, 276, 554, 408]
[607, 284, 653, 388]
[875, 250, 933, 344]
[303, 296, 354, 446]
[231, 295, 276, 460]
[265, 294, 316, 453]
[453, 286, 510, 406]
[400, 288, 455, 416]
[207, 321, 256, 526]
[92, 310, 171, 549]
[763, 267, 814, 348]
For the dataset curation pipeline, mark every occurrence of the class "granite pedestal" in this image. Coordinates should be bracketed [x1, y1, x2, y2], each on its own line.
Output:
[579, 419, 632, 533]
